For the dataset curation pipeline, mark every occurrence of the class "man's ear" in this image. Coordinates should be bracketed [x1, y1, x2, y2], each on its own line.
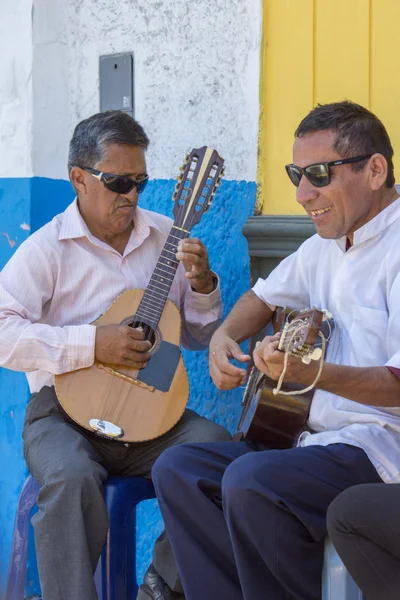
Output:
[70, 167, 88, 195]
[369, 153, 388, 191]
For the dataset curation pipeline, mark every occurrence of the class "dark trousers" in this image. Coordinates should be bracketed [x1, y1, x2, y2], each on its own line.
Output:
[22, 386, 231, 600]
[151, 441, 382, 600]
[327, 483, 400, 600]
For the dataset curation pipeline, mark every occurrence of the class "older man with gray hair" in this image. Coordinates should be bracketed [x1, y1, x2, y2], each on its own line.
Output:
[0, 110, 231, 600]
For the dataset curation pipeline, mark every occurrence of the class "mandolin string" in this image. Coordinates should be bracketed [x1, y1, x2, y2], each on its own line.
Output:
[104, 372, 120, 422]
[99, 366, 116, 421]
[114, 376, 127, 424]
[136, 228, 187, 344]
[111, 374, 126, 424]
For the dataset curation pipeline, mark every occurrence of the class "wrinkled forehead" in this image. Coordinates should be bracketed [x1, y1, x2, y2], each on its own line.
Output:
[97, 142, 147, 176]
[292, 130, 340, 167]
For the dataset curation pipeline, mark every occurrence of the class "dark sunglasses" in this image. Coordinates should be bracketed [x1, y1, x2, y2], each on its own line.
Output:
[83, 167, 149, 195]
[285, 155, 372, 188]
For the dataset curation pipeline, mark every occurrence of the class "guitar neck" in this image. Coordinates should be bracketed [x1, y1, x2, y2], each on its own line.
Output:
[134, 225, 190, 330]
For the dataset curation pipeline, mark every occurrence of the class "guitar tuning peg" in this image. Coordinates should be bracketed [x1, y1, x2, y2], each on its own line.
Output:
[172, 192, 178, 201]
[174, 181, 180, 191]
[176, 174, 183, 181]
[179, 165, 185, 172]
[220, 167, 225, 177]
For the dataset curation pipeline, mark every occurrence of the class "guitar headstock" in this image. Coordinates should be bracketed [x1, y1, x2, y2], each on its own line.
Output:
[276, 308, 330, 363]
[172, 147, 224, 230]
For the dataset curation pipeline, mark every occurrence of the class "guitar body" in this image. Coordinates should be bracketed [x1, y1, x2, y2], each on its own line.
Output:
[234, 307, 332, 449]
[234, 368, 312, 448]
[55, 289, 189, 443]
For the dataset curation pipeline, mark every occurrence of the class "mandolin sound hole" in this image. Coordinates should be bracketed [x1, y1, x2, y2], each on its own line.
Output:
[121, 316, 162, 355]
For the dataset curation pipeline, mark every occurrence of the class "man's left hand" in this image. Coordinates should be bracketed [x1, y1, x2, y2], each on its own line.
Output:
[176, 238, 214, 294]
[253, 333, 318, 385]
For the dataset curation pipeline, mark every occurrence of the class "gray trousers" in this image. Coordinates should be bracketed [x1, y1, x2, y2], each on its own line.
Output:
[22, 385, 231, 600]
[327, 483, 400, 600]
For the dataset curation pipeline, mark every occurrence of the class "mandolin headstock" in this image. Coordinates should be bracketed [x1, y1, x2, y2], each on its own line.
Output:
[172, 147, 224, 230]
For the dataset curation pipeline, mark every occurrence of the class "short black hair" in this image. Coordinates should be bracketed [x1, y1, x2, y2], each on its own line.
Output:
[68, 110, 149, 172]
[295, 100, 395, 188]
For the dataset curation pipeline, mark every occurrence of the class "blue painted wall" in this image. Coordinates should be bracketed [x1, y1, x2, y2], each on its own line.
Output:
[0, 176, 256, 599]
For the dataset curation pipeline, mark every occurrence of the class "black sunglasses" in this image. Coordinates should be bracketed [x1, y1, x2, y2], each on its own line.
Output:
[285, 155, 372, 188]
[83, 167, 149, 195]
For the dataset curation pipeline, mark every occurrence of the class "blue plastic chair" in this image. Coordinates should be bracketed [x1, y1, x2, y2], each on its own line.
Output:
[322, 538, 366, 600]
[6, 474, 156, 600]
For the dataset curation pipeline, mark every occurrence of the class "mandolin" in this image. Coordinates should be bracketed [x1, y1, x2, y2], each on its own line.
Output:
[234, 308, 332, 449]
[55, 147, 224, 443]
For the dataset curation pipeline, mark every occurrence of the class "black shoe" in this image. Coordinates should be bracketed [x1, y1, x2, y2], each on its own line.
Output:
[137, 564, 185, 600]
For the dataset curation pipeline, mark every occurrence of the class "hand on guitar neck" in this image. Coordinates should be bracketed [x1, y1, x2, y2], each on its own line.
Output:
[176, 238, 215, 294]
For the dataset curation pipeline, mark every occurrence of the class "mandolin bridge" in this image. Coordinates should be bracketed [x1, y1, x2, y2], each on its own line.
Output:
[97, 363, 156, 391]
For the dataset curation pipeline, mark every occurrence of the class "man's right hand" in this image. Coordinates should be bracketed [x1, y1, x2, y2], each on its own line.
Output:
[95, 324, 152, 368]
[209, 331, 251, 390]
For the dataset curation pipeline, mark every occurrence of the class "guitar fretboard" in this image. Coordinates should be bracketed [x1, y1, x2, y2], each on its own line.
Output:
[134, 225, 190, 334]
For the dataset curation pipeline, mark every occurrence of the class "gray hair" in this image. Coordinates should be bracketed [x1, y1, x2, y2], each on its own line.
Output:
[68, 110, 149, 172]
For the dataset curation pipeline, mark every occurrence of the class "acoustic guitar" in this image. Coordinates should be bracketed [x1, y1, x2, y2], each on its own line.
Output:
[234, 308, 333, 449]
[55, 146, 224, 442]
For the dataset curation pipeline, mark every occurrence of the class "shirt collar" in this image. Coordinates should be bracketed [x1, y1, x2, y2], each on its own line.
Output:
[335, 195, 400, 252]
[58, 198, 163, 244]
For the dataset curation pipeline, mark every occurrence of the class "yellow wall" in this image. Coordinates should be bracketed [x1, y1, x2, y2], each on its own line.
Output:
[259, 0, 400, 215]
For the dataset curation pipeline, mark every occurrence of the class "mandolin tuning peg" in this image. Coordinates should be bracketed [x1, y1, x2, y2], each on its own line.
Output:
[220, 167, 225, 177]
[179, 165, 185, 172]
[172, 192, 178, 201]
[176, 174, 183, 181]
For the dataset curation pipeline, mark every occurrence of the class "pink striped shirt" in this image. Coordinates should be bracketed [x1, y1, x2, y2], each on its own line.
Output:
[0, 199, 223, 393]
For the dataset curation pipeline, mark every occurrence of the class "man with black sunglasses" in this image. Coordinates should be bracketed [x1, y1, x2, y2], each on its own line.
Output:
[0, 110, 232, 600]
[151, 100, 400, 600]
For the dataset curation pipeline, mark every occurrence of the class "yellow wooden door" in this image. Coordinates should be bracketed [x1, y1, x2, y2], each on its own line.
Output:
[259, 0, 400, 215]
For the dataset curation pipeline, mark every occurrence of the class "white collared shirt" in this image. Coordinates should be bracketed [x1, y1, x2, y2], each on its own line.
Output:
[253, 198, 400, 483]
[0, 199, 223, 393]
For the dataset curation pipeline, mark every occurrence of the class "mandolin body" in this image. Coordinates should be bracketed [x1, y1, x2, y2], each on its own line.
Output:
[55, 289, 189, 443]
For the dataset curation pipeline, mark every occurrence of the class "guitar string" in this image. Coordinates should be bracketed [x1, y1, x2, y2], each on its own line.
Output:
[273, 327, 326, 396]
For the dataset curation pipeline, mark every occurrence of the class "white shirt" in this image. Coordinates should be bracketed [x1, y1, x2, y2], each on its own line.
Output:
[253, 198, 400, 483]
[0, 199, 223, 394]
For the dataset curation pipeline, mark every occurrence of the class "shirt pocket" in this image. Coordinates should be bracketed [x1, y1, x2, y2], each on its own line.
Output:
[349, 306, 388, 366]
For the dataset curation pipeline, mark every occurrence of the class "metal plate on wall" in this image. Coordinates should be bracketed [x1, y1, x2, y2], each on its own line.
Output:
[99, 53, 134, 116]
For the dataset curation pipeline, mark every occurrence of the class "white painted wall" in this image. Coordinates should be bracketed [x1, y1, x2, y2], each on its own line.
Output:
[33, 0, 262, 182]
[0, 0, 34, 178]
[1, 0, 261, 181]
[31, 0, 70, 179]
